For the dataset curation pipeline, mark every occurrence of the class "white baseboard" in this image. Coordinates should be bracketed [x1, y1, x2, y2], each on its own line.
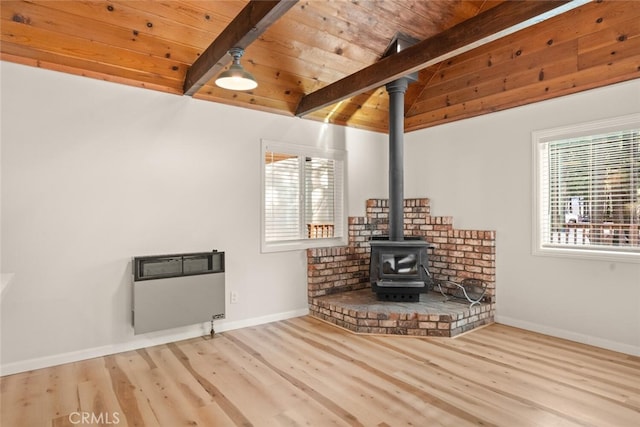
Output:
[215, 308, 309, 333]
[0, 308, 309, 376]
[495, 315, 640, 357]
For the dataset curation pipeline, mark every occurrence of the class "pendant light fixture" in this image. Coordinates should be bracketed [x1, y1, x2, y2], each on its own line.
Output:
[215, 47, 258, 91]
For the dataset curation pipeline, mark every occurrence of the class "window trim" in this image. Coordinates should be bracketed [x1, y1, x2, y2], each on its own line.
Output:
[261, 139, 347, 253]
[532, 113, 640, 263]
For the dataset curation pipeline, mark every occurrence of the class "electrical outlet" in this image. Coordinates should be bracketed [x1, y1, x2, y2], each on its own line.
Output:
[230, 291, 238, 304]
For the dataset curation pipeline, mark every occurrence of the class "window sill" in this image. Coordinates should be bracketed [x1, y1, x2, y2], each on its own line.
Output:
[533, 245, 640, 263]
[262, 236, 348, 253]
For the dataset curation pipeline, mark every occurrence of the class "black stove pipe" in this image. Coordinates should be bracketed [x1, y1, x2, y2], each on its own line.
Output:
[386, 78, 409, 242]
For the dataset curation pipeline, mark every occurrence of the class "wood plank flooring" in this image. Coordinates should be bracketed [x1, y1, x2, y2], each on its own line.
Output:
[1, 317, 639, 427]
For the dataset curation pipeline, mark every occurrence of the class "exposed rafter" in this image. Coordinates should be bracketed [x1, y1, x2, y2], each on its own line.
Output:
[295, 0, 590, 117]
[183, 0, 298, 96]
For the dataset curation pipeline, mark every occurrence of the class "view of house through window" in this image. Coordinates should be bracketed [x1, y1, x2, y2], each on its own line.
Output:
[262, 140, 344, 252]
[534, 115, 640, 258]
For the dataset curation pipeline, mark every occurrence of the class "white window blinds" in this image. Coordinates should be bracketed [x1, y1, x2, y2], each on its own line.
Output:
[262, 140, 345, 251]
[305, 157, 336, 230]
[264, 152, 300, 242]
[536, 119, 640, 255]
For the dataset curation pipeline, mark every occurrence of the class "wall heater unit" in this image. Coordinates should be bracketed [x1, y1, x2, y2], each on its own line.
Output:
[132, 251, 225, 334]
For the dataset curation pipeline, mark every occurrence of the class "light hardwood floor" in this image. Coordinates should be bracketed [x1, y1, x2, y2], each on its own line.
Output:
[1, 317, 639, 427]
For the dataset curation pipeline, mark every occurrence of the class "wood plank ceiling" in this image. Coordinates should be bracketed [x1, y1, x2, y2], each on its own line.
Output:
[1, 0, 639, 134]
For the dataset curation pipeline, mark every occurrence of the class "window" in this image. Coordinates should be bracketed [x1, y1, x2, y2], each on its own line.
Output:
[261, 139, 346, 252]
[533, 114, 640, 261]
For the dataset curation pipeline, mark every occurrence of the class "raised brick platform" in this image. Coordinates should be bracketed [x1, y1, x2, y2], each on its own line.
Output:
[307, 198, 496, 337]
[310, 288, 493, 337]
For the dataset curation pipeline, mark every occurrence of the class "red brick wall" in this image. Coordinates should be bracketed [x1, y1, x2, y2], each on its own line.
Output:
[307, 198, 495, 302]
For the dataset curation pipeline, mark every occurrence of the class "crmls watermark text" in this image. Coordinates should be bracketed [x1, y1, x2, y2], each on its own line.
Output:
[68, 412, 121, 425]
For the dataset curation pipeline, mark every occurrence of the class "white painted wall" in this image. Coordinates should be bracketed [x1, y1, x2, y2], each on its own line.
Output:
[344, 127, 389, 216]
[0, 62, 384, 373]
[405, 79, 640, 355]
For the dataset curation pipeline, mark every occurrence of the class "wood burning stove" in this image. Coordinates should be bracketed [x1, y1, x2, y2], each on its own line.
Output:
[369, 36, 432, 301]
[370, 237, 432, 301]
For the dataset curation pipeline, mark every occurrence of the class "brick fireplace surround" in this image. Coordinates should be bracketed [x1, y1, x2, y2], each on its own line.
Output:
[307, 198, 496, 337]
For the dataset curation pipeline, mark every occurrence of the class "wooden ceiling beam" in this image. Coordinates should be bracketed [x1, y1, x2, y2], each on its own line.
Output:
[183, 0, 298, 96]
[295, 0, 590, 117]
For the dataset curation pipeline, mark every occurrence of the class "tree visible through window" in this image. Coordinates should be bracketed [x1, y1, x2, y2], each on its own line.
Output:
[534, 114, 640, 259]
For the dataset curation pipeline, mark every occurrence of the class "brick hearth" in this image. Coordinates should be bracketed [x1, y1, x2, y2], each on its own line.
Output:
[311, 288, 493, 337]
[307, 198, 496, 337]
